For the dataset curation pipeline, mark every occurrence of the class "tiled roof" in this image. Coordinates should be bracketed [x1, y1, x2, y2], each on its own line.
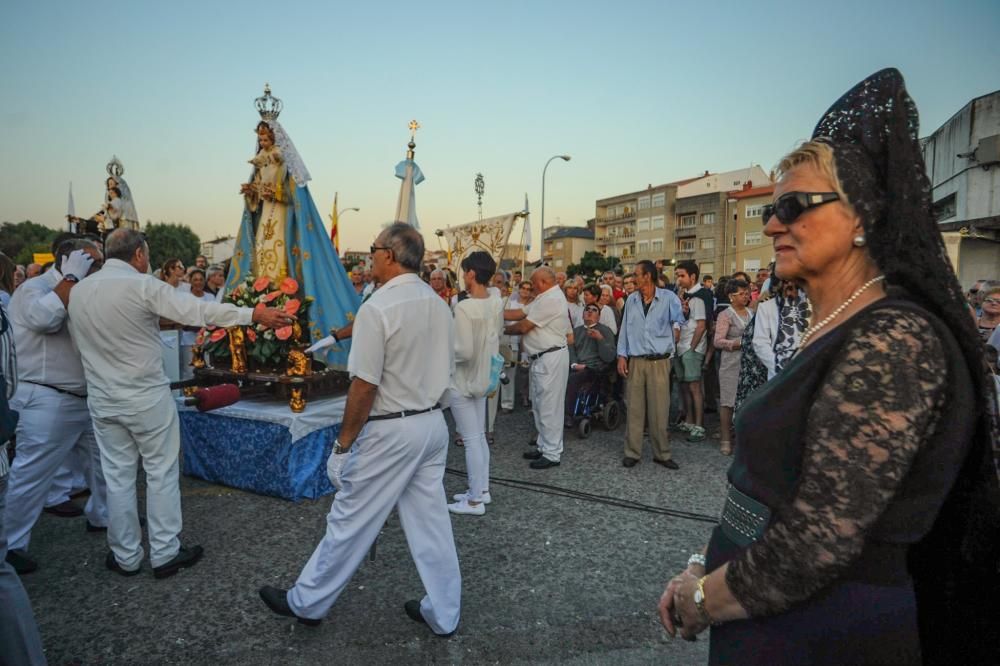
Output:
[728, 184, 775, 199]
[545, 227, 594, 240]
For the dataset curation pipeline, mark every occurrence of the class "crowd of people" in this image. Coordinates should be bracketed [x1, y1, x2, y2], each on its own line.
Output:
[1, 69, 999, 665]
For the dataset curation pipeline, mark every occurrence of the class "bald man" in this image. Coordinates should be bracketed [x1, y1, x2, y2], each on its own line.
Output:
[504, 267, 570, 469]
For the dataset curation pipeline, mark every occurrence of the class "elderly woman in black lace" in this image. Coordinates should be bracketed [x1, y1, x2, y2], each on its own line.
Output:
[659, 69, 999, 666]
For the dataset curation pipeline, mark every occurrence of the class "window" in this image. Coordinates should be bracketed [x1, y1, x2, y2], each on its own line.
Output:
[637, 218, 650, 232]
[701, 263, 714, 275]
[744, 259, 761, 272]
[638, 196, 651, 210]
[745, 231, 762, 245]
[933, 193, 956, 221]
[701, 237, 715, 250]
[554, 258, 563, 267]
[702, 212, 716, 225]
[651, 193, 665, 208]
[651, 239, 664, 253]
[678, 239, 696, 252]
[731, 235, 737, 247]
[680, 214, 697, 227]
[745, 204, 764, 219]
[651, 215, 665, 230]
[730, 261, 736, 272]
[555, 241, 564, 250]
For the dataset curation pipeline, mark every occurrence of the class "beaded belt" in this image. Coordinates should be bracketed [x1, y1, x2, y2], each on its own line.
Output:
[720, 485, 771, 548]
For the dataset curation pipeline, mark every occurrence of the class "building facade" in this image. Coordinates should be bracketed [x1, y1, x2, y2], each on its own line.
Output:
[727, 183, 776, 275]
[922, 89, 1000, 288]
[542, 226, 595, 271]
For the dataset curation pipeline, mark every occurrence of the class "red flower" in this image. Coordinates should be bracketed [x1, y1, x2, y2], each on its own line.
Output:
[246, 327, 257, 342]
[253, 276, 271, 292]
[195, 332, 205, 346]
[262, 290, 282, 303]
[280, 277, 299, 295]
[283, 298, 301, 315]
[210, 328, 228, 342]
[275, 325, 293, 341]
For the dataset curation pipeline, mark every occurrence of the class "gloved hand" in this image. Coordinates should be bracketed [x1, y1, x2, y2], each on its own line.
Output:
[61, 249, 94, 280]
[326, 449, 349, 490]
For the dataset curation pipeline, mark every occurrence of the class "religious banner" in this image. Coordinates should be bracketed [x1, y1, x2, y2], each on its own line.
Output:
[442, 212, 519, 289]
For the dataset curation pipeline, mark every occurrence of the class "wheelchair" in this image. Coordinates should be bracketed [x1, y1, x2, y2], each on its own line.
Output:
[565, 366, 623, 439]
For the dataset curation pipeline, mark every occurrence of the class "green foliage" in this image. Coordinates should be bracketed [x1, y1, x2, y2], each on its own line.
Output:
[566, 251, 620, 279]
[144, 222, 202, 272]
[0, 220, 60, 265]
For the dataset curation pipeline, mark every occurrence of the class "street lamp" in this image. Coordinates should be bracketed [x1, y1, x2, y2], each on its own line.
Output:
[338, 206, 360, 217]
[540, 154, 571, 263]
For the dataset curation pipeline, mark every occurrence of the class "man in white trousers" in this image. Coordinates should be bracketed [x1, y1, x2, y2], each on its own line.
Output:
[504, 267, 570, 469]
[68, 229, 291, 579]
[4, 239, 109, 575]
[259, 223, 461, 636]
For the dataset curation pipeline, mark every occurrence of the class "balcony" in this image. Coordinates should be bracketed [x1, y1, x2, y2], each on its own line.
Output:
[595, 210, 636, 225]
[674, 226, 698, 238]
[595, 233, 636, 244]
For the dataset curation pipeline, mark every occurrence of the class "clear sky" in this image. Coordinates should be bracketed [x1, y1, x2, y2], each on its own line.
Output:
[1, 0, 998, 257]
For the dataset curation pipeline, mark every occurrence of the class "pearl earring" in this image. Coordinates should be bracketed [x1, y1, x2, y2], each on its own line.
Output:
[853, 235, 866, 247]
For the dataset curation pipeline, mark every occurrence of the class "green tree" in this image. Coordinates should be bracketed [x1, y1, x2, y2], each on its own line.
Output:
[144, 222, 202, 271]
[0, 220, 60, 265]
[567, 251, 620, 280]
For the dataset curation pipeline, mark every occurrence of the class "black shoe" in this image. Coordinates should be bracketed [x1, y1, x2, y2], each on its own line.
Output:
[43, 500, 83, 518]
[86, 521, 107, 532]
[152, 544, 204, 579]
[654, 458, 680, 470]
[404, 599, 456, 637]
[105, 551, 141, 577]
[622, 457, 639, 468]
[522, 449, 543, 460]
[69, 488, 91, 500]
[5, 548, 37, 575]
[529, 457, 560, 469]
[259, 586, 322, 626]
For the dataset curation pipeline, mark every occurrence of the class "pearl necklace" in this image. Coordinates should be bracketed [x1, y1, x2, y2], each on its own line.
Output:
[798, 275, 885, 348]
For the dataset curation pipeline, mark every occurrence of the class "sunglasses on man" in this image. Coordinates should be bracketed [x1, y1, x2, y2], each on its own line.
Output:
[762, 192, 840, 225]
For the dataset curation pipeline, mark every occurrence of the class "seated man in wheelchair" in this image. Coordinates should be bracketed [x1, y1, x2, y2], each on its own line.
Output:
[565, 303, 617, 426]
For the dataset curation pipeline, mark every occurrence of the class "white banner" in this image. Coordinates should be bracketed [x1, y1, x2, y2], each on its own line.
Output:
[442, 213, 519, 288]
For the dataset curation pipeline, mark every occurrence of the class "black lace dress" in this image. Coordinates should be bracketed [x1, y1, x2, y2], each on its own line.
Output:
[705, 299, 976, 665]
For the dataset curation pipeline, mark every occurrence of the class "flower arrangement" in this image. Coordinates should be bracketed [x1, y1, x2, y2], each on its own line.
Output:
[197, 275, 313, 371]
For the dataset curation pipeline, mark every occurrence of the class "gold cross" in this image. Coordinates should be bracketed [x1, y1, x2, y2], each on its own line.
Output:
[409, 119, 420, 138]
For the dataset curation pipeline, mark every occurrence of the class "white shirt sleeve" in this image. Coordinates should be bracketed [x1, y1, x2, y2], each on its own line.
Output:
[600, 305, 618, 334]
[142, 277, 252, 328]
[18, 289, 67, 334]
[753, 300, 778, 379]
[346, 301, 385, 386]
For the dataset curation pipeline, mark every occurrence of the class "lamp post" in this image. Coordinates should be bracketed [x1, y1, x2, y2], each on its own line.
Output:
[540, 154, 571, 264]
[338, 206, 360, 218]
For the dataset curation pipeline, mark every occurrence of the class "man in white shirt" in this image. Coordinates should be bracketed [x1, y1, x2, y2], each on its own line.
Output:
[505, 267, 570, 468]
[259, 223, 461, 636]
[68, 229, 291, 579]
[3, 240, 109, 575]
[674, 261, 708, 443]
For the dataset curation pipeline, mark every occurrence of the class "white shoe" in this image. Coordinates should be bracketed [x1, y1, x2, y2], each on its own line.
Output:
[452, 489, 492, 504]
[448, 499, 486, 515]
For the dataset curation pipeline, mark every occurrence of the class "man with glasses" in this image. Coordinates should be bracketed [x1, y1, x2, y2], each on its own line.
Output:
[260, 223, 461, 636]
[617, 260, 684, 468]
[566, 303, 616, 425]
[3, 239, 109, 575]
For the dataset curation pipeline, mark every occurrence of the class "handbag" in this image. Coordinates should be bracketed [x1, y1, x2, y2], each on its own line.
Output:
[485, 352, 505, 396]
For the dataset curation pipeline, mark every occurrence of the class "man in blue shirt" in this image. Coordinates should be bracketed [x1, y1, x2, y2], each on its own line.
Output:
[616, 260, 684, 469]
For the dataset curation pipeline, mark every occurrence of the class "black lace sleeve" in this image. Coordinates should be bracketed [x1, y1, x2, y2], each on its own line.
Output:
[726, 308, 948, 617]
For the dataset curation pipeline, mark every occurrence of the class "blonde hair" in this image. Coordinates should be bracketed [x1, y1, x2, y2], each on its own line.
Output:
[776, 140, 854, 216]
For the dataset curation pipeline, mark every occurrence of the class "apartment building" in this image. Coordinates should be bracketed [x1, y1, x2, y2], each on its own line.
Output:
[727, 183, 776, 275]
[542, 226, 595, 271]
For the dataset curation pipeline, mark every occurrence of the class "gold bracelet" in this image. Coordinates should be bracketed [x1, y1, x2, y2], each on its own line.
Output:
[694, 575, 717, 626]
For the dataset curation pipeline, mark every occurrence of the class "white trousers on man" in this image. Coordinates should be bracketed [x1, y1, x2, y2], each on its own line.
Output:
[448, 389, 490, 498]
[529, 348, 569, 463]
[287, 411, 461, 634]
[45, 450, 88, 507]
[4, 384, 108, 551]
[90, 388, 182, 570]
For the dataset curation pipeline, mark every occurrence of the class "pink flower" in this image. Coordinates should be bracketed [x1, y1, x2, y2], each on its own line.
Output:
[262, 290, 282, 303]
[275, 325, 293, 341]
[246, 328, 257, 342]
[283, 298, 301, 315]
[280, 277, 299, 295]
[210, 328, 228, 343]
[253, 276, 271, 292]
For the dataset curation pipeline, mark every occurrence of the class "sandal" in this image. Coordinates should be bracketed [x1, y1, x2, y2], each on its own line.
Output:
[454, 437, 464, 447]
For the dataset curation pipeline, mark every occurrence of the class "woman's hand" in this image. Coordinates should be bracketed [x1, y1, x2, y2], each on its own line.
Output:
[658, 571, 710, 641]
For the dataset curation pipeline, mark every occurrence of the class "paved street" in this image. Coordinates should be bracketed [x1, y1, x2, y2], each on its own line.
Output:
[22, 404, 732, 665]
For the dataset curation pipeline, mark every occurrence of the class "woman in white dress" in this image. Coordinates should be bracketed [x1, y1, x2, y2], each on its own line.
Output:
[448, 252, 503, 516]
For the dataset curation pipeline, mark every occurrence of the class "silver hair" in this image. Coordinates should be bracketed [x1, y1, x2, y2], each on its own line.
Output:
[55, 238, 100, 272]
[206, 265, 225, 279]
[105, 228, 146, 262]
[430, 269, 446, 279]
[379, 223, 424, 272]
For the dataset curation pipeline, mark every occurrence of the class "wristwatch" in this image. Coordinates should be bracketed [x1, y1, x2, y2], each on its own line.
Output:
[332, 438, 350, 455]
[693, 575, 717, 625]
[62, 274, 80, 284]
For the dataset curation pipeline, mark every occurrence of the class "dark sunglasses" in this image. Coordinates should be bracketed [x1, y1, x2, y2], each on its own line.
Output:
[370, 244, 391, 255]
[762, 192, 840, 224]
